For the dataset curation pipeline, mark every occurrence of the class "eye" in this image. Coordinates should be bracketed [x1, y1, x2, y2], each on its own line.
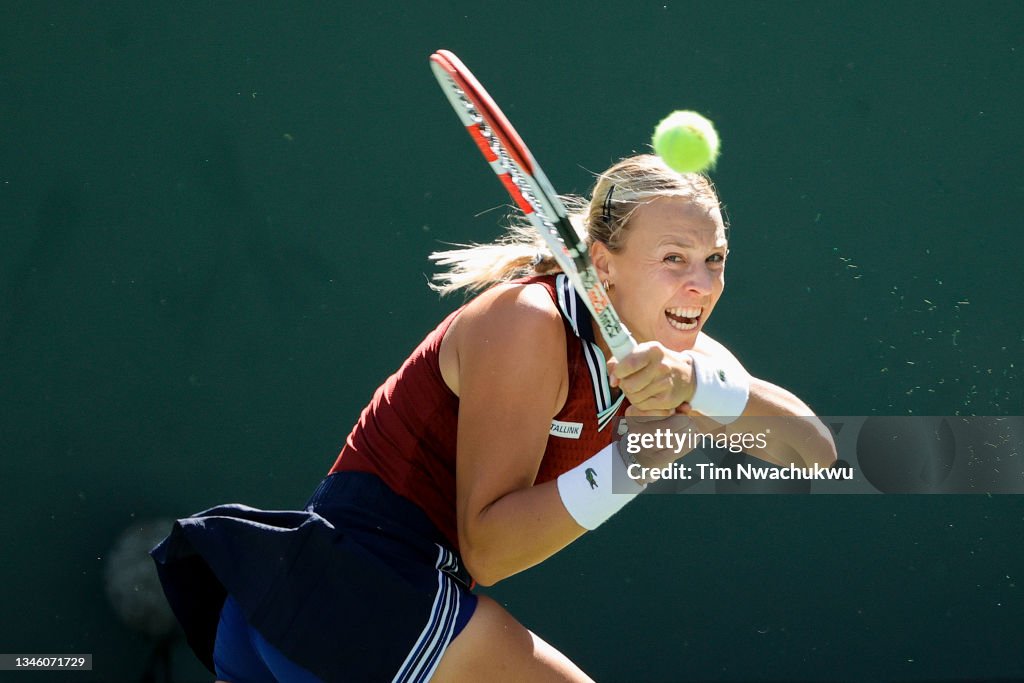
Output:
[707, 252, 726, 264]
[664, 254, 684, 264]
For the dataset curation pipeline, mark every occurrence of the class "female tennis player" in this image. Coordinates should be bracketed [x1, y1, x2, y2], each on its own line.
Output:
[153, 154, 836, 682]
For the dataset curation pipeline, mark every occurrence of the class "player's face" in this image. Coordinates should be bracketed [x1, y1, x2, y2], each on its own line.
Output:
[601, 196, 728, 352]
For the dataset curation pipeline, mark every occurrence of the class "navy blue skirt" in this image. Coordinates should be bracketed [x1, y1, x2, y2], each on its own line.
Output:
[151, 471, 477, 682]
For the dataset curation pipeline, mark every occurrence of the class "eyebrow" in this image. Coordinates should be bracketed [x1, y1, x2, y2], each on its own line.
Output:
[657, 236, 728, 250]
[657, 236, 696, 248]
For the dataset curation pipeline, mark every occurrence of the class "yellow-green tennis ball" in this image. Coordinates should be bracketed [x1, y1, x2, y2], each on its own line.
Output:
[652, 110, 720, 173]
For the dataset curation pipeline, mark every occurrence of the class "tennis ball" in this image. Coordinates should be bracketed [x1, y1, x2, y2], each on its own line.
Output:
[652, 110, 720, 174]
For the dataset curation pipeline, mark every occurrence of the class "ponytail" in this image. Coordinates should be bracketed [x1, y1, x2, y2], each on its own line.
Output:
[430, 155, 722, 296]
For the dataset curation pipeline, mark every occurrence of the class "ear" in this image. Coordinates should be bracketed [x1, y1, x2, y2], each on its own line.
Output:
[589, 240, 614, 283]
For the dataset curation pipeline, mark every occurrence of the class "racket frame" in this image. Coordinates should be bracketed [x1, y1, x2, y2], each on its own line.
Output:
[429, 49, 636, 360]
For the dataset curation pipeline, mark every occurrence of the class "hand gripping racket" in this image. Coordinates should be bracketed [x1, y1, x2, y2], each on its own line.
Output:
[429, 49, 637, 361]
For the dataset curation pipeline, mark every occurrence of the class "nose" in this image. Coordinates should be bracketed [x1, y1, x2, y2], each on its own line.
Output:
[683, 263, 714, 297]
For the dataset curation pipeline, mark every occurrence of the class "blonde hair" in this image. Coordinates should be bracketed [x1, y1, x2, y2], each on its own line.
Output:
[430, 154, 723, 295]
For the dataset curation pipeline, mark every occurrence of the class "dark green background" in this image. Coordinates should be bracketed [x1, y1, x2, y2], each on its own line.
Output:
[2, 2, 1022, 681]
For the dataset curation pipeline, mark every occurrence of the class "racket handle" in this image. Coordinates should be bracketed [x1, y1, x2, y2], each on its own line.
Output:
[607, 329, 637, 361]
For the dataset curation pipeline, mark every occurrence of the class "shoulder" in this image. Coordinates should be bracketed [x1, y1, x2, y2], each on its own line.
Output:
[483, 277, 560, 313]
[457, 280, 565, 345]
[440, 281, 568, 399]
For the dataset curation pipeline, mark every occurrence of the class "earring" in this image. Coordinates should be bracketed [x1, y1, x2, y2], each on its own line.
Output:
[603, 279, 613, 291]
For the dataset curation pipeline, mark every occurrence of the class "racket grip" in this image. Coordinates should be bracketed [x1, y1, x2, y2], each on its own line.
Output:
[607, 329, 637, 361]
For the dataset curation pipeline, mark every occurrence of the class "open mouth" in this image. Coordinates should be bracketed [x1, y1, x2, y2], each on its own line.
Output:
[665, 306, 702, 332]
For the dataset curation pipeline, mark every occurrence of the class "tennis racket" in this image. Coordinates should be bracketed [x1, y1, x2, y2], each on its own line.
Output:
[429, 49, 636, 361]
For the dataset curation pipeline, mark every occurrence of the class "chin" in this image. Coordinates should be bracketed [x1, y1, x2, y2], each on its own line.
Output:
[660, 326, 699, 352]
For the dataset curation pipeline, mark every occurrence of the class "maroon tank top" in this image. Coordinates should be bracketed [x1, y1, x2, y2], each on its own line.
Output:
[330, 274, 626, 550]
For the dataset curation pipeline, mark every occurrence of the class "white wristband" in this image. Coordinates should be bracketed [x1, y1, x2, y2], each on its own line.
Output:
[686, 351, 750, 425]
[556, 443, 646, 531]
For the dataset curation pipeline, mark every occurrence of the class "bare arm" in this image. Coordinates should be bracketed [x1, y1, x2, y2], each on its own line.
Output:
[442, 284, 589, 586]
[694, 334, 836, 467]
[729, 377, 838, 468]
[612, 333, 837, 469]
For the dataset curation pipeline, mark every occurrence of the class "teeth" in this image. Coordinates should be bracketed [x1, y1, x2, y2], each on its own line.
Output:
[667, 317, 698, 331]
[666, 307, 701, 331]
[666, 306, 702, 319]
